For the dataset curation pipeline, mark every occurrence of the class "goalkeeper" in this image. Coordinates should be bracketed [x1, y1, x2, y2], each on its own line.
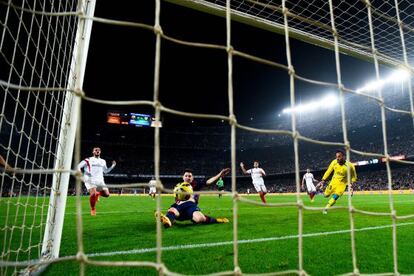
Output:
[156, 168, 230, 228]
[317, 149, 357, 214]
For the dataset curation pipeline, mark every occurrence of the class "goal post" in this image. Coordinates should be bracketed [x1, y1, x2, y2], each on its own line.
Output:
[41, 0, 96, 262]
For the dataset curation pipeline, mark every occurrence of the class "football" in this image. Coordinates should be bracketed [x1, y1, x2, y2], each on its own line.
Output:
[173, 182, 193, 201]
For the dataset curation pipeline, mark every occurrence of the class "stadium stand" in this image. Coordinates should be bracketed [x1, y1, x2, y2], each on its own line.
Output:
[2, 91, 412, 196]
[68, 91, 414, 194]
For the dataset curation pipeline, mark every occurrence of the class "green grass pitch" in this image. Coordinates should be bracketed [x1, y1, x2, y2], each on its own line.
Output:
[2, 193, 414, 275]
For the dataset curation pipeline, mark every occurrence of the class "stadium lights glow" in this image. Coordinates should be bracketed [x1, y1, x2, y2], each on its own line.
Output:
[282, 94, 338, 114]
[356, 69, 410, 93]
[389, 69, 410, 82]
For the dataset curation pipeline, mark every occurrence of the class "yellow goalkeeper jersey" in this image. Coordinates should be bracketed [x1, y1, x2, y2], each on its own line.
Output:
[322, 159, 357, 184]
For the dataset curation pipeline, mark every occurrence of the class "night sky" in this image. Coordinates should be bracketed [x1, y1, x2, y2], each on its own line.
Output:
[82, 1, 382, 131]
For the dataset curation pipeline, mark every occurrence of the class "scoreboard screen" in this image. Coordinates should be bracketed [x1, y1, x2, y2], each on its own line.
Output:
[107, 112, 129, 125]
[129, 113, 152, 127]
[107, 111, 162, 127]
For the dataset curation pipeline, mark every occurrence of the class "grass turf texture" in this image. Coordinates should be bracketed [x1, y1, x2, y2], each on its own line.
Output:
[1, 193, 414, 275]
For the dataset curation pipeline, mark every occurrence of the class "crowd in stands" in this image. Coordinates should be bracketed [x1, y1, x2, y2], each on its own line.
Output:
[70, 86, 414, 177]
[3, 163, 412, 197]
[2, 88, 414, 197]
[78, 115, 414, 177]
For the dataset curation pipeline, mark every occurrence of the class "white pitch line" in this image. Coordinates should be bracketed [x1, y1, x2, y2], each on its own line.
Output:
[3, 200, 414, 218]
[86, 222, 414, 258]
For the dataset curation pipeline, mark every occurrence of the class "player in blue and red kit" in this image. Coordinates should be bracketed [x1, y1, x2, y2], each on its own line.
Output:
[156, 167, 230, 228]
[185, 168, 229, 204]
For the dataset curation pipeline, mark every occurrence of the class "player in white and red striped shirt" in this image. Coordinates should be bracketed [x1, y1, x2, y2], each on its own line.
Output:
[302, 169, 318, 202]
[240, 161, 267, 204]
[77, 147, 116, 216]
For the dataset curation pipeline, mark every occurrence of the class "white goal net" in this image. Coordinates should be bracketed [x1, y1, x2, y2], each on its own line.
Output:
[1, 0, 93, 274]
[1, 0, 413, 275]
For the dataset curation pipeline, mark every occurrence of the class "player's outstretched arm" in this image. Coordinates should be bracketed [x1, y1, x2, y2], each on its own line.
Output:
[0, 155, 14, 173]
[322, 160, 335, 181]
[240, 162, 248, 175]
[206, 168, 230, 185]
[104, 160, 116, 174]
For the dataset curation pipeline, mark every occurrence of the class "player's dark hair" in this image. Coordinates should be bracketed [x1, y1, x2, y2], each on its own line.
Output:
[183, 168, 193, 175]
[336, 149, 345, 155]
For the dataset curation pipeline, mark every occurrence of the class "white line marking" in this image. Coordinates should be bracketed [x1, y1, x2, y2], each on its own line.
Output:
[86, 222, 414, 258]
[2, 200, 414, 218]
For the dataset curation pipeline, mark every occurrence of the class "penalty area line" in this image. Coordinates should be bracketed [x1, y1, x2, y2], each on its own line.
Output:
[86, 221, 414, 258]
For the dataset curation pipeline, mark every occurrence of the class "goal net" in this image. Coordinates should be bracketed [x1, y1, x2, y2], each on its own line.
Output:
[0, 0, 94, 274]
[1, 0, 413, 275]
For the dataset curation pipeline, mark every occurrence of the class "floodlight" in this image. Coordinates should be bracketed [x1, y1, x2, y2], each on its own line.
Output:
[356, 80, 385, 93]
[282, 93, 338, 114]
[387, 69, 410, 83]
[356, 69, 410, 93]
[321, 94, 338, 106]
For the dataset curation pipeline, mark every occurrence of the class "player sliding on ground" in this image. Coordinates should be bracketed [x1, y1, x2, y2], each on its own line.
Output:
[77, 147, 116, 216]
[317, 149, 357, 214]
[301, 168, 318, 202]
[156, 168, 230, 228]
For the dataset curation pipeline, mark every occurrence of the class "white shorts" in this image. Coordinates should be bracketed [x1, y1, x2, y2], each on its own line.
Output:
[305, 182, 316, 193]
[149, 187, 156, 194]
[84, 177, 108, 191]
[253, 182, 267, 193]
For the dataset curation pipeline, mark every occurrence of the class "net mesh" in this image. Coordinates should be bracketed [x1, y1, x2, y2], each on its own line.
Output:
[0, 0, 79, 274]
[184, 0, 414, 66]
[1, 0, 414, 275]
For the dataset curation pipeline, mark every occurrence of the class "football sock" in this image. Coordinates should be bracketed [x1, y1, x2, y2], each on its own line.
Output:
[325, 194, 339, 209]
[166, 211, 176, 224]
[203, 215, 217, 224]
[89, 194, 97, 210]
[259, 193, 267, 204]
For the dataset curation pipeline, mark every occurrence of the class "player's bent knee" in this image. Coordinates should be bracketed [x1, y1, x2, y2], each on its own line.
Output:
[168, 207, 179, 216]
[192, 211, 206, 223]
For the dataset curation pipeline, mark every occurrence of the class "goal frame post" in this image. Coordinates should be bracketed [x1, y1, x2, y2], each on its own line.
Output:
[40, 0, 96, 261]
